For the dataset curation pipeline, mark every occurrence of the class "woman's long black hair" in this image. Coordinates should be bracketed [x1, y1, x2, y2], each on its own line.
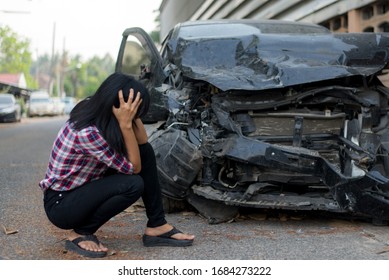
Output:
[69, 72, 150, 158]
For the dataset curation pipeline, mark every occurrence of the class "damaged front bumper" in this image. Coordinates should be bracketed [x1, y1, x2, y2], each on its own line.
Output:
[193, 135, 389, 223]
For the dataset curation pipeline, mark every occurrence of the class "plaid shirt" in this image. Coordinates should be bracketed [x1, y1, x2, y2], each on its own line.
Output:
[39, 121, 133, 191]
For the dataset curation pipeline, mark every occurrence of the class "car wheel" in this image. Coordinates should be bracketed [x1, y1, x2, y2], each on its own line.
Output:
[162, 196, 189, 213]
[372, 218, 389, 226]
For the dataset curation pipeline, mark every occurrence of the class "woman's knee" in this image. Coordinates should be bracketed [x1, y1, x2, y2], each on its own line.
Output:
[123, 174, 144, 197]
[139, 142, 157, 167]
[139, 142, 155, 158]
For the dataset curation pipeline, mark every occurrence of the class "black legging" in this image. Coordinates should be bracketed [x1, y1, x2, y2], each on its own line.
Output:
[43, 142, 167, 235]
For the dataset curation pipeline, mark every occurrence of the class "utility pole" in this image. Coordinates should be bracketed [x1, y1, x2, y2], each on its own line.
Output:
[48, 22, 56, 96]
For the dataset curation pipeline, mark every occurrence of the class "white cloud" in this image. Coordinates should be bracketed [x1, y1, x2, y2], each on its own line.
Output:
[0, 0, 161, 59]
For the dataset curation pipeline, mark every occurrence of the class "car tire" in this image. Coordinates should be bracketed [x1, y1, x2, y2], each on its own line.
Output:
[162, 196, 189, 213]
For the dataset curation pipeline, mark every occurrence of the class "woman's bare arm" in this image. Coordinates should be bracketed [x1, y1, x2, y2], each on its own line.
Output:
[112, 89, 143, 173]
[132, 118, 148, 144]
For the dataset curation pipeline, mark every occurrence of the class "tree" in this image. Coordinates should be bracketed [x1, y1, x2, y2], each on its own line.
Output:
[60, 54, 114, 99]
[149, 10, 161, 43]
[0, 25, 36, 88]
[80, 54, 114, 98]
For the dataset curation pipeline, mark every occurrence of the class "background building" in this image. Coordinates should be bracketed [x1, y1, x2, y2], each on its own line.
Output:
[0, 73, 27, 89]
[159, 0, 389, 39]
[0, 73, 30, 99]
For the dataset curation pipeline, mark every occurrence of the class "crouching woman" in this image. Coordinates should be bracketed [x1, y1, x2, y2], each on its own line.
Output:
[39, 72, 194, 258]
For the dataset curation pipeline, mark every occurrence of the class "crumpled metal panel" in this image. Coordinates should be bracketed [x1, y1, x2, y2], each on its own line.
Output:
[168, 33, 389, 91]
[215, 135, 389, 220]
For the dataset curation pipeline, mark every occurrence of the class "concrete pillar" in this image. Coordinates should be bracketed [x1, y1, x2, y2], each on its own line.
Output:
[348, 9, 362, 32]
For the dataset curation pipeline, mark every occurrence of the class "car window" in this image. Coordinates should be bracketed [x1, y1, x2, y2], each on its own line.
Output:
[179, 24, 260, 38]
[31, 98, 50, 103]
[120, 36, 151, 76]
[178, 22, 329, 39]
[0, 95, 13, 104]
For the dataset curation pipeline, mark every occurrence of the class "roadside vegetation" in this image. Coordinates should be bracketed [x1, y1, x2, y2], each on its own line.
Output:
[0, 18, 160, 100]
[0, 25, 114, 99]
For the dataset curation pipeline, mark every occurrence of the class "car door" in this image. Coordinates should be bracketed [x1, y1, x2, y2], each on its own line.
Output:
[115, 27, 168, 123]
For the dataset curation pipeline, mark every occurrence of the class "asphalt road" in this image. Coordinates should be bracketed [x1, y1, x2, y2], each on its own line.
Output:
[1, 116, 389, 261]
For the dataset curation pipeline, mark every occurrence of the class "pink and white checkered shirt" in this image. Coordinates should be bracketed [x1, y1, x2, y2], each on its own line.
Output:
[39, 121, 133, 192]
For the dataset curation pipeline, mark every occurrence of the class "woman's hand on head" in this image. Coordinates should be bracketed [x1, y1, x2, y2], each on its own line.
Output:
[112, 89, 142, 172]
[112, 89, 142, 129]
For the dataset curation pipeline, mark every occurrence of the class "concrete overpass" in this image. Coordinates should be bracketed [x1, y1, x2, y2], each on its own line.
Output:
[159, 0, 386, 39]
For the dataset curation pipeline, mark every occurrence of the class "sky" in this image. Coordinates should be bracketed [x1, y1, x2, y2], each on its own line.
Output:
[0, 0, 162, 60]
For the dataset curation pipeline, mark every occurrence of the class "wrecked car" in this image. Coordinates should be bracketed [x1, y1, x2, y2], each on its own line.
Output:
[115, 19, 389, 225]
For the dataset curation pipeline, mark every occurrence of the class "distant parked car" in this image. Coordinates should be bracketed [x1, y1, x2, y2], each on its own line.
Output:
[51, 97, 65, 115]
[62, 96, 77, 114]
[0, 93, 21, 122]
[27, 91, 55, 117]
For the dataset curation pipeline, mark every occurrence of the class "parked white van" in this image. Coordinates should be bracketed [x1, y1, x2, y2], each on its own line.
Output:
[27, 91, 55, 117]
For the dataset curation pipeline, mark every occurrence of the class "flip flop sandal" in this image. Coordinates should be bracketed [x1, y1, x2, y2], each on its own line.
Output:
[65, 234, 107, 258]
[142, 227, 194, 247]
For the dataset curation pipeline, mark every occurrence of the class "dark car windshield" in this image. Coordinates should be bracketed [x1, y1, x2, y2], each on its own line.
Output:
[177, 21, 330, 39]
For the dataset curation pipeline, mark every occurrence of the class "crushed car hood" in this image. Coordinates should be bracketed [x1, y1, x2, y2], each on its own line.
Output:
[168, 33, 389, 91]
